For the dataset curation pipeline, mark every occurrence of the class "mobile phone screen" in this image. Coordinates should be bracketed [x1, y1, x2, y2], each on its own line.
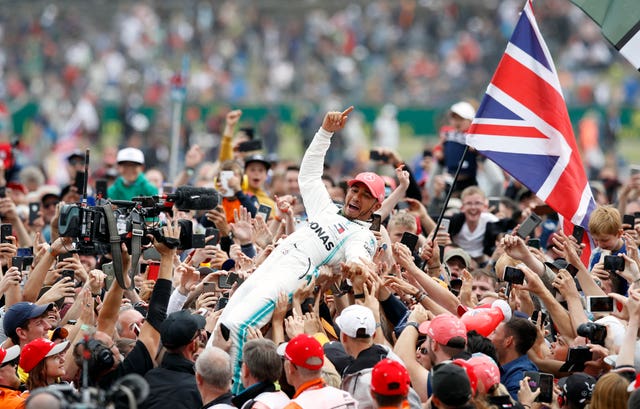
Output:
[370, 214, 382, 232]
[588, 296, 614, 313]
[147, 263, 160, 281]
[257, 204, 272, 221]
[400, 232, 419, 252]
[517, 214, 542, 239]
[537, 373, 554, 403]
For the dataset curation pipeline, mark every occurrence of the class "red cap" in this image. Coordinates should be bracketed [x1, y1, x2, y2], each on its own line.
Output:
[277, 334, 324, 370]
[454, 354, 500, 394]
[347, 172, 385, 204]
[419, 314, 467, 347]
[371, 358, 410, 396]
[19, 338, 69, 373]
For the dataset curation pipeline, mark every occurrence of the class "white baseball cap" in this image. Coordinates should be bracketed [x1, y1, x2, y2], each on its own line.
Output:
[116, 147, 145, 165]
[450, 102, 476, 120]
[335, 304, 376, 338]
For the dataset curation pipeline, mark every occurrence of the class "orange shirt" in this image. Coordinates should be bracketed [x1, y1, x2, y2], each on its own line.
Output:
[0, 386, 27, 409]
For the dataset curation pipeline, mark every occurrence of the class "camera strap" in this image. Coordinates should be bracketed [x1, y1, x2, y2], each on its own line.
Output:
[102, 204, 135, 290]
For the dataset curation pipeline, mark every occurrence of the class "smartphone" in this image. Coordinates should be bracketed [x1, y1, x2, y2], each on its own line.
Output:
[237, 140, 262, 152]
[219, 323, 230, 340]
[370, 213, 382, 232]
[588, 296, 615, 313]
[623, 214, 635, 228]
[396, 201, 410, 210]
[630, 165, 640, 176]
[202, 282, 217, 294]
[0, 186, 5, 198]
[369, 150, 388, 162]
[17, 247, 33, 258]
[57, 252, 74, 263]
[205, 227, 220, 246]
[28, 202, 40, 225]
[531, 310, 548, 324]
[603, 255, 624, 272]
[102, 262, 115, 289]
[566, 264, 579, 277]
[257, 204, 272, 221]
[95, 179, 108, 198]
[565, 347, 592, 372]
[524, 371, 540, 392]
[488, 197, 501, 210]
[192, 234, 206, 249]
[572, 225, 585, 243]
[142, 247, 161, 261]
[74, 171, 86, 193]
[219, 170, 235, 197]
[61, 270, 75, 282]
[162, 183, 174, 195]
[226, 272, 242, 287]
[503, 266, 525, 284]
[0, 224, 12, 243]
[400, 232, 419, 252]
[440, 218, 451, 232]
[215, 297, 230, 312]
[218, 275, 233, 289]
[11, 256, 23, 270]
[527, 238, 541, 249]
[537, 373, 554, 403]
[516, 213, 542, 239]
[147, 262, 160, 281]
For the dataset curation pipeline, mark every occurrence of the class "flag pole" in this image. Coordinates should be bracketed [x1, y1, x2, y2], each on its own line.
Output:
[431, 145, 469, 244]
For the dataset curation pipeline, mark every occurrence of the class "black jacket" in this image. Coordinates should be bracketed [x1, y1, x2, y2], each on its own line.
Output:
[141, 352, 202, 409]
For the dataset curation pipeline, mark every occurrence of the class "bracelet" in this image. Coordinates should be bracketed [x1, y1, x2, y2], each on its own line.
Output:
[405, 321, 420, 331]
[415, 292, 428, 302]
[354, 293, 365, 299]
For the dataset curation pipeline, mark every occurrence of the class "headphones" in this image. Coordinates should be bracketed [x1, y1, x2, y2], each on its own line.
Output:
[74, 339, 115, 381]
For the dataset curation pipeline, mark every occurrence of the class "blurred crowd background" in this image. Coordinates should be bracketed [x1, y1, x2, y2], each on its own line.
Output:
[0, 0, 638, 184]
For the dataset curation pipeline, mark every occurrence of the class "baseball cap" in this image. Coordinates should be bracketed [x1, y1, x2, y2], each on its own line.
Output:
[432, 363, 472, 406]
[0, 345, 20, 364]
[160, 310, 206, 349]
[454, 354, 501, 394]
[116, 147, 145, 165]
[276, 334, 324, 370]
[558, 373, 596, 408]
[419, 314, 467, 348]
[6, 182, 27, 194]
[450, 102, 476, 120]
[371, 358, 410, 396]
[544, 258, 569, 272]
[67, 149, 85, 162]
[244, 154, 271, 170]
[3, 302, 54, 340]
[347, 172, 385, 204]
[39, 185, 61, 202]
[444, 248, 472, 269]
[19, 338, 69, 373]
[335, 304, 376, 338]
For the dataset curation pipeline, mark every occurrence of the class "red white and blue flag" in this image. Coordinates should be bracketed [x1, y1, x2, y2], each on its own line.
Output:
[466, 1, 596, 245]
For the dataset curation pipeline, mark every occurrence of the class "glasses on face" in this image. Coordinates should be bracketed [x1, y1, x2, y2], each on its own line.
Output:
[1, 358, 19, 368]
[417, 347, 429, 355]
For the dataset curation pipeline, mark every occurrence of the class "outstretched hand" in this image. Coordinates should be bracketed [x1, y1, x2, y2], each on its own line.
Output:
[321, 106, 354, 133]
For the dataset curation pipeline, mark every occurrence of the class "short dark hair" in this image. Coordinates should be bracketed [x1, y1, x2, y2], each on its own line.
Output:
[504, 318, 537, 356]
[466, 330, 499, 365]
[372, 392, 406, 406]
[242, 339, 282, 383]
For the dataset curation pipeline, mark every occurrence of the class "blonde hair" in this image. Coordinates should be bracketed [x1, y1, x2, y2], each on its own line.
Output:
[461, 186, 486, 201]
[388, 211, 417, 232]
[588, 205, 622, 236]
[590, 373, 629, 409]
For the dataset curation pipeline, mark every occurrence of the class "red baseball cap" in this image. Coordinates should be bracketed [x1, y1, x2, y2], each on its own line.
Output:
[371, 358, 410, 396]
[0, 345, 20, 364]
[19, 338, 69, 373]
[419, 314, 467, 348]
[276, 334, 324, 370]
[454, 354, 500, 394]
[347, 172, 385, 204]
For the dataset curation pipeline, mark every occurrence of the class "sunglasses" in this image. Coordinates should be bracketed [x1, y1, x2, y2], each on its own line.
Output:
[1, 358, 19, 368]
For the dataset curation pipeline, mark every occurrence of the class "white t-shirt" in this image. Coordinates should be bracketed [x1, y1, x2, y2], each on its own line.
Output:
[454, 212, 499, 258]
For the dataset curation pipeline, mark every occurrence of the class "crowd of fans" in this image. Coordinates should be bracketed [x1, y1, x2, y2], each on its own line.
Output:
[0, 101, 637, 409]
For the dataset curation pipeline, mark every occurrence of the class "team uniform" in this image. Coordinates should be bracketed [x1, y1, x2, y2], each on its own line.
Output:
[216, 127, 377, 393]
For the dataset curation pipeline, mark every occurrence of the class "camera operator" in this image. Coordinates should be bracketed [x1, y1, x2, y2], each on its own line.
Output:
[75, 218, 180, 389]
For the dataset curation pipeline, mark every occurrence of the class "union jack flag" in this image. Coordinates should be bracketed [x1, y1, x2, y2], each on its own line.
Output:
[466, 1, 597, 244]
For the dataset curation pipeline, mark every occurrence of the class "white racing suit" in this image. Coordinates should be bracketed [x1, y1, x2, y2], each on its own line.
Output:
[215, 128, 376, 393]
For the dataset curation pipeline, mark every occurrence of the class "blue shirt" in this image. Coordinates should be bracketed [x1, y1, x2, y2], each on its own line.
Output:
[500, 355, 538, 400]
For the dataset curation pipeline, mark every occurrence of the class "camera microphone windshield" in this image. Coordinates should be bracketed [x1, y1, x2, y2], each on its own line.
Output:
[165, 186, 219, 210]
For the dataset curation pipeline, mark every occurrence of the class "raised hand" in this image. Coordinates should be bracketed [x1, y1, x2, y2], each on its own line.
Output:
[321, 106, 354, 133]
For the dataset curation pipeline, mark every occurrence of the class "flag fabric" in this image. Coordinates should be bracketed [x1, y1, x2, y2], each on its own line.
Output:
[570, 0, 640, 70]
[466, 0, 597, 256]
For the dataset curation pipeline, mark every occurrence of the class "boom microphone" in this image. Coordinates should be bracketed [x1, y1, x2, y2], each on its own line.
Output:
[165, 186, 220, 210]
